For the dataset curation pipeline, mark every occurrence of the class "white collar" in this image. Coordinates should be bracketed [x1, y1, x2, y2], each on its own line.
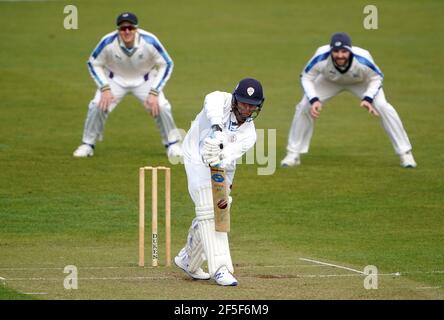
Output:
[118, 32, 140, 56]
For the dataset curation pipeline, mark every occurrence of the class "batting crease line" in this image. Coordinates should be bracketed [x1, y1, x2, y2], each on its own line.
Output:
[0, 266, 142, 271]
[3, 273, 404, 282]
[3, 276, 173, 281]
[22, 292, 48, 295]
[244, 265, 332, 268]
[300, 258, 366, 274]
[0, 0, 54, 2]
[1, 265, 442, 275]
[0, 265, 331, 271]
[249, 273, 400, 279]
[299, 258, 444, 277]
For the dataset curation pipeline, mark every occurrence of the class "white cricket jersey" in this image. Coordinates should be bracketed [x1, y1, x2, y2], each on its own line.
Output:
[301, 45, 384, 102]
[87, 29, 173, 91]
[183, 91, 257, 170]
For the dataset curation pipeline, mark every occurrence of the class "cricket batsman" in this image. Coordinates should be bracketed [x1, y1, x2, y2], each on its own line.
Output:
[281, 32, 417, 168]
[73, 12, 183, 160]
[174, 78, 265, 286]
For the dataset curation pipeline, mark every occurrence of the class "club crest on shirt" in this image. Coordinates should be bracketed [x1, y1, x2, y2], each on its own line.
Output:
[228, 121, 238, 132]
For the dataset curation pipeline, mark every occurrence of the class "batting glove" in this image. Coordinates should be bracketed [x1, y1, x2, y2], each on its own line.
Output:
[212, 131, 227, 149]
[202, 137, 223, 166]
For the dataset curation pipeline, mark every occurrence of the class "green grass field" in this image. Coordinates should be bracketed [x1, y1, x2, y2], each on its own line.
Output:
[0, 0, 443, 300]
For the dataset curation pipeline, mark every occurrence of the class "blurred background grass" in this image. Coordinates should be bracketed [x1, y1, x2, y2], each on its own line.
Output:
[0, 0, 443, 299]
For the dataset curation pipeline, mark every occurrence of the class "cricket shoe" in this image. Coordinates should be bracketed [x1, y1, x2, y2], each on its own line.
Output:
[280, 153, 301, 167]
[400, 151, 417, 168]
[214, 266, 238, 286]
[167, 142, 184, 164]
[73, 144, 94, 158]
[174, 255, 210, 280]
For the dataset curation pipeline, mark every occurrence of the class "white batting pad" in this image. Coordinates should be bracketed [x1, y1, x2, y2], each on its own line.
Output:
[183, 218, 206, 273]
[194, 186, 214, 220]
[198, 219, 234, 276]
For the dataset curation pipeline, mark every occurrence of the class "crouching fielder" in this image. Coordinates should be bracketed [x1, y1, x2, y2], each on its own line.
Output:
[281, 32, 416, 168]
[174, 78, 265, 286]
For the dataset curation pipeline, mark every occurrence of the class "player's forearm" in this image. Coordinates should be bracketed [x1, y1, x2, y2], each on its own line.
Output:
[300, 76, 319, 103]
[203, 92, 225, 126]
[362, 76, 383, 102]
[87, 61, 109, 90]
[150, 61, 173, 93]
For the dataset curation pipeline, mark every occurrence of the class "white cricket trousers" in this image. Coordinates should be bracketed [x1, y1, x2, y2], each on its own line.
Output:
[80, 78, 181, 147]
[286, 77, 413, 156]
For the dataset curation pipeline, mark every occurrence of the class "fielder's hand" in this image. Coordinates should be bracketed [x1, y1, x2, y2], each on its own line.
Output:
[360, 100, 379, 117]
[145, 94, 160, 117]
[310, 101, 323, 119]
[99, 89, 115, 112]
[202, 137, 223, 166]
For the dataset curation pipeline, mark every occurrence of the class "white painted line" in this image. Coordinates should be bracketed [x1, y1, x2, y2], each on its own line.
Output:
[0, 264, 340, 272]
[5, 276, 173, 281]
[0, 1, 53, 2]
[415, 286, 443, 290]
[0, 265, 331, 272]
[1, 265, 440, 275]
[300, 258, 365, 274]
[246, 273, 401, 279]
[238, 264, 333, 269]
[22, 292, 48, 295]
[401, 271, 444, 275]
[300, 258, 406, 278]
[0, 266, 145, 271]
[5, 273, 402, 282]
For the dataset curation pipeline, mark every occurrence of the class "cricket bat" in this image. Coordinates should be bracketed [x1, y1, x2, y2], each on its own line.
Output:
[210, 165, 230, 232]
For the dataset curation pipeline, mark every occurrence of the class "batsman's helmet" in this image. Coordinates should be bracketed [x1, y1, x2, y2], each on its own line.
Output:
[233, 78, 264, 106]
[232, 78, 265, 121]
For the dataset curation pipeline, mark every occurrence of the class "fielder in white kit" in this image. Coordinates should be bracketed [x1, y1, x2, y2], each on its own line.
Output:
[174, 78, 265, 286]
[73, 12, 183, 159]
[281, 32, 416, 168]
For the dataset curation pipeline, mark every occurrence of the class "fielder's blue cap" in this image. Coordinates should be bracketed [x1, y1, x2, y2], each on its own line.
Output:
[330, 32, 352, 51]
[116, 12, 138, 26]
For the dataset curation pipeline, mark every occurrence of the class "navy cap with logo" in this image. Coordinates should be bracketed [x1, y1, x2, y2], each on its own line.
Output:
[233, 78, 265, 107]
[116, 12, 138, 26]
[330, 32, 352, 51]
